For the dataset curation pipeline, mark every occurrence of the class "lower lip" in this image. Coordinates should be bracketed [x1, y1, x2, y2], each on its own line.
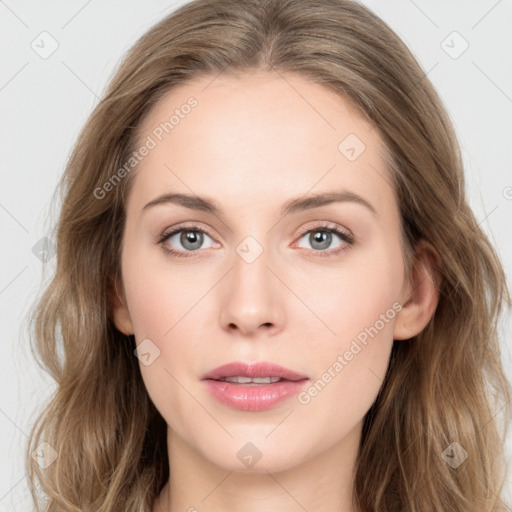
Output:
[203, 379, 309, 411]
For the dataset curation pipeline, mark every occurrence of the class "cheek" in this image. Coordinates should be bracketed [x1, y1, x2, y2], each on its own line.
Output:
[294, 234, 403, 414]
[122, 239, 205, 339]
[121, 249, 208, 425]
[297, 231, 404, 343]
[121, 243, 211, 386]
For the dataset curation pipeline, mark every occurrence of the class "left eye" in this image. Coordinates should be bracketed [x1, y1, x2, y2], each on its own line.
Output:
[297, 227, 352, 252]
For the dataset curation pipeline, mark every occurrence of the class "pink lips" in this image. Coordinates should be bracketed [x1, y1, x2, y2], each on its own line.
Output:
[201, 361, 309, 412]
[201, 361, 308, 381]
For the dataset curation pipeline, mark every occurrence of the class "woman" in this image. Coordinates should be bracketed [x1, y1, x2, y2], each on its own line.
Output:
[26, 0, 511, 510]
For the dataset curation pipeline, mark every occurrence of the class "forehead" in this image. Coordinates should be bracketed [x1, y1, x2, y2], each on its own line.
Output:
[129, 70, 394, 216]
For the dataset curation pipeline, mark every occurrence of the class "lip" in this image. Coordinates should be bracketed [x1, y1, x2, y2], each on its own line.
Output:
[201, 361, 309, 412]
[201, 361, 308, 381]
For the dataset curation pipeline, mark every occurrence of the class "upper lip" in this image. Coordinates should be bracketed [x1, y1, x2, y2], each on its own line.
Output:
[201, 361, 308, 381]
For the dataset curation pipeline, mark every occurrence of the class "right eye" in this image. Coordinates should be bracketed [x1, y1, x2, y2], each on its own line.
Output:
[158, 224, 217, 258]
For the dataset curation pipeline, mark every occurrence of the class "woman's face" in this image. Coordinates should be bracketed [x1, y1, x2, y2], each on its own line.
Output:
[114, 70, 414, 473]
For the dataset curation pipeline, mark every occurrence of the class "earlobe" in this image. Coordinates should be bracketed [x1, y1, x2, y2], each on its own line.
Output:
[109, 276, 134, 336]
[393, 239, 442, 341]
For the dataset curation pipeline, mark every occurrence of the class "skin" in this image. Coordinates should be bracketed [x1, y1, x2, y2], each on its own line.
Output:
[112, 70, 440, 512]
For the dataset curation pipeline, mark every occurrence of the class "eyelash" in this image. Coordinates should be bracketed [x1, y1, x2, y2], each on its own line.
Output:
[157, 222, 355, 259]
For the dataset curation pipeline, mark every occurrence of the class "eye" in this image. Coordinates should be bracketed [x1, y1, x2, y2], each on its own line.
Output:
[158, 223, 217, 258]
[157, 222, 354, 259]
[295, 223, 354, 257]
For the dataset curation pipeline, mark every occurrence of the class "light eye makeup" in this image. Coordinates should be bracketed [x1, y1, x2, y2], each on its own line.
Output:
[156, 221, 355, 259]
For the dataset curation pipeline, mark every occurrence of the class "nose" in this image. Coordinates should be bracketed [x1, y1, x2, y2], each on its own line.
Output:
[218, 243, 285, 337]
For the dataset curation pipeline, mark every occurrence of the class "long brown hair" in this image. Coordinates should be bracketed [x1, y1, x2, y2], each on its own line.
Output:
[26, 0, 511, 510]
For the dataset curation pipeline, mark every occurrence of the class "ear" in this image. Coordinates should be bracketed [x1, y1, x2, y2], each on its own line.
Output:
[108, 275, 134, 336]
[393, 239, 442, 340]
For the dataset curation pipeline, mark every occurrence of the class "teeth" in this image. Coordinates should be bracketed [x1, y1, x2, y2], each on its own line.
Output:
[220, 376, 281, 384]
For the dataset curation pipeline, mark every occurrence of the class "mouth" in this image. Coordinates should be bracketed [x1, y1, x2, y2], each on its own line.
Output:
[201, 360, 308, 382]
[211, 376, 289, 385]
[201, 361, 309, 411]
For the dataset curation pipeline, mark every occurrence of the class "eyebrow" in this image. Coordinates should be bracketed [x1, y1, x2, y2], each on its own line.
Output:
[142, 190, 377, 217]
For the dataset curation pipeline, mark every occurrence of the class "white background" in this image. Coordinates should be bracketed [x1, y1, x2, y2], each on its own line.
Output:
[1, 0, 511, 509]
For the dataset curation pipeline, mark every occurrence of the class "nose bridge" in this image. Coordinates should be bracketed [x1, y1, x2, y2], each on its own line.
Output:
[218, 232, 284, 334]
[233, 234, 270, 292]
